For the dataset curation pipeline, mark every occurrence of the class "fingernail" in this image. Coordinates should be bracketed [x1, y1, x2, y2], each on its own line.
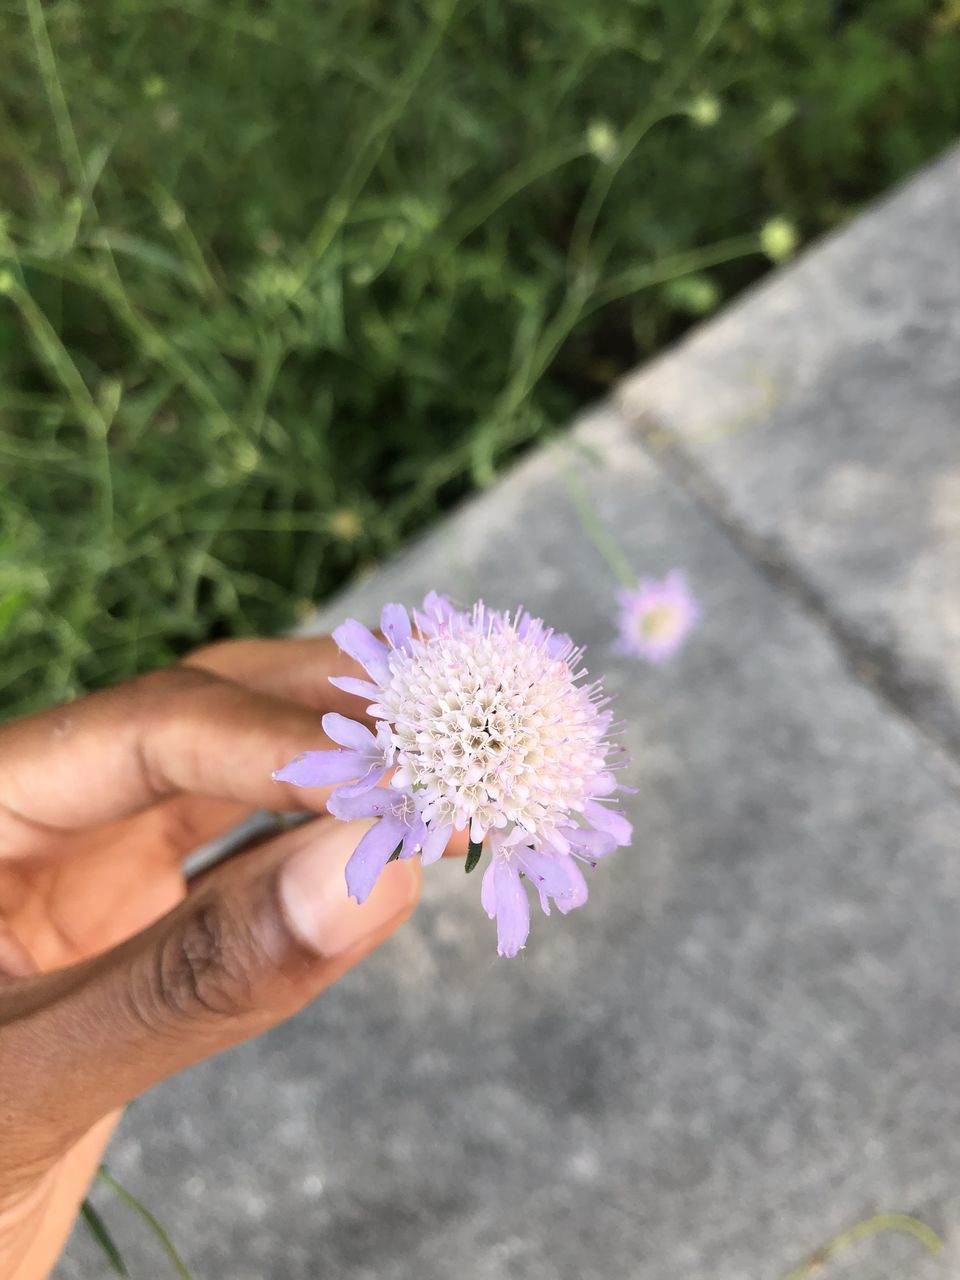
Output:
[279, 819, 419, 958]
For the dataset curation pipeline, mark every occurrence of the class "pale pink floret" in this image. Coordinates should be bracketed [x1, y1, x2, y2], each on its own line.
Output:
[615, 571, 700, 664]
[275, 595, 632, 956]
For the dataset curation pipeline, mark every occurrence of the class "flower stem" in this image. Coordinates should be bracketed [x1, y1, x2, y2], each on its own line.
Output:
[563, 471, 637, 589]
[782, 1212, 941, 1279]
[97, 1167, 196, 1280]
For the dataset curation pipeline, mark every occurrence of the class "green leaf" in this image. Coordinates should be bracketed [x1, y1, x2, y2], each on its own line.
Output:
[80, 1199, 129, 1277]
[387, 841, 403, 863]
[464, 839, 483, 873]
[85, 229, 194, 284]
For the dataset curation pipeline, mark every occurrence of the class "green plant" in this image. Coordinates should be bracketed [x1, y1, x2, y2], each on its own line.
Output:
[1, 0, 958, 718]
[82, 1166, 195, 1278]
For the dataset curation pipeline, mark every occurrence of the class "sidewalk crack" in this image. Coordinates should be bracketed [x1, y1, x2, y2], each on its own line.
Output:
[625, 405, 960, 788]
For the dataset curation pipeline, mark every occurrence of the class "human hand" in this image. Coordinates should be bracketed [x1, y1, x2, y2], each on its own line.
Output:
[0, 638, 424, 1279]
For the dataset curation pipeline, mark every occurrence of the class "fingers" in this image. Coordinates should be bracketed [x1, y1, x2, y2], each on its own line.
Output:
[183, 635, 372, 719]
[0, 922, 36, 978]
[0, 668, 347, 856]
[135, 636, 376, 861]
[0, 818, 419, 1174]
[181, 638, 470, 860]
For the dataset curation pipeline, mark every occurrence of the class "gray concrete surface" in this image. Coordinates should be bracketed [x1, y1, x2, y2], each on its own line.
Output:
[58, 149, 960, 1280]
[618, 145, 960, 761]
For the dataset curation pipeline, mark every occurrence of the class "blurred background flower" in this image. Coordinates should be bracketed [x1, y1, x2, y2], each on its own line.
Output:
[614, 572, 701, 664]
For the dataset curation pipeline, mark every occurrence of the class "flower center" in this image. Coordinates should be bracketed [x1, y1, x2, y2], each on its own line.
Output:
[637, 604, 680, 642]
[378, 615, 609, 838]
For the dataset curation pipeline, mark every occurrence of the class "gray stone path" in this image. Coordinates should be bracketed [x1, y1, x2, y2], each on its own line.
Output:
[59, 147, 960, 1279]
[618, 145, 960, 761]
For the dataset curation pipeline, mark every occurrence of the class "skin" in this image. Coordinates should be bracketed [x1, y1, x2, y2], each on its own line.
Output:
[0, 636, 459, 1279]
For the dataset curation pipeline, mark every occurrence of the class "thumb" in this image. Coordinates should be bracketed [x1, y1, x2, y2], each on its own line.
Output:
[0, 818, 419, 1173]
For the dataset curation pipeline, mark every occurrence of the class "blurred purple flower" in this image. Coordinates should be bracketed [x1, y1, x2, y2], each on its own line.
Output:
[615, 571, 700, 663]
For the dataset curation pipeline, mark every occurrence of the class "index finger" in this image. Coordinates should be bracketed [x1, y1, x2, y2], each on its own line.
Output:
[0, 668, 338, 857]
[182, 635, 370, 716]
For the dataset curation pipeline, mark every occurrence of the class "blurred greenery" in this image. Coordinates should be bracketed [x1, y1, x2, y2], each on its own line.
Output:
[1, 0, 959, 717]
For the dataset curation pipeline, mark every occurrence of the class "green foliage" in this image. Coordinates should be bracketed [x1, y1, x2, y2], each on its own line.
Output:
[1, 0, 958, 716]
[81, 1198, 129, 1277]
[86, 1167, 195, 1279]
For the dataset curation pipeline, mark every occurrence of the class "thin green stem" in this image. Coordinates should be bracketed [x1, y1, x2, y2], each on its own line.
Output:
[567, 0, 736, 277]
[566, 104, 682, 278]
[562, 470, 636, 588]
[24, 0, 86, 190]
[98, 1167, 196, 1280]
[389, 227, 757, 531]
[782, 1212, 941, 1280]
[5, 271, 114, 532]
[443, 137, 590, 254]
[146, 182, 226, 301]
[134, 0, 384, 89]
[291, 0, 458, 299]
[16, 247, 236, 417]
[587, 233, 762, 315]
[19, 6, 237, 425]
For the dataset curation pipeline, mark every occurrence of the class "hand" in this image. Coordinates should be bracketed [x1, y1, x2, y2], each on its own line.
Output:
[0, 638, 423, 1280]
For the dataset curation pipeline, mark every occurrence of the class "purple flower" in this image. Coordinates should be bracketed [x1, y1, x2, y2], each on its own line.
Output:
[481, 852, 530, 959]
[327, 787, 448, 902]
[272, 712, 390, 795]
[615, 571, 700, 663]
[275, 596, 632, 955]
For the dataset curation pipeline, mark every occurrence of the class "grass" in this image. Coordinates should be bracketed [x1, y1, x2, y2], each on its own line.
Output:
[1, 0, 959, 718]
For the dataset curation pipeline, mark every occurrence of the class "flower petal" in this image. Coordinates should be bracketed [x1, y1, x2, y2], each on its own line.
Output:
[425, 590, 457, 618]
[583, 799, 633, 847]
[328, 786, 393, 821]
[413, 591, 462, 636]
[590, 771, 639, 798]
[561, 825, 618, 860]
[545, 631, 573, 659]
[399, 816, 427, 859]
[539, 827, 571, 855]
[481, 857, 530, 958]
[328, 764, 387, 800]
[553, 857, 588, 915]
[513, 611, 573, 660]
[515, 847, 588, 915]
[328, 675, 382, 702]
[419, 822, 452, 866]
[480, 857, 497, 917]
[273, 750, 370, 788]
[514, 611, 536, 641]
[321, 712, 376, 752]
[332, 619, 391, 682]
[345, 816, 407, 903]
[390, 764, 418, 790]
[380, 603, 414, 655]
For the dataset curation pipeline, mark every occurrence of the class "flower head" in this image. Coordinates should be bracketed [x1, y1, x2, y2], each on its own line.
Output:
[274, 593, 632, 956]
[615, 571, 700, 664]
